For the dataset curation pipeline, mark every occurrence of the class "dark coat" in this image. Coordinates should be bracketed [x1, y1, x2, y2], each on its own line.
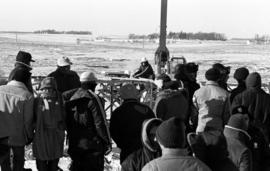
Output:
[232, 87, 270, 143]
[133, 63, 155, 79]
[48, 68, 80, 93]
[8, 64, 33, 93]
[224, 126, 253, 171]
[154, 89, 189, 122]
[230, 82, 246, 103]
[110, 99, 155, 163]
[63, 88, 110, 157]
[188, 130, 238, 171]
[121, 118, 161, 171]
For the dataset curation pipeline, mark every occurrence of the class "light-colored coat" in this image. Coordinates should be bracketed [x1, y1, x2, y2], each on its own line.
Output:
[0, 81, 34, 146]
[193, 81, 230, 132]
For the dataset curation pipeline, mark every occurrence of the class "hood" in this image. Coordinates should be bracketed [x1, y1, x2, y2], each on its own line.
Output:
[141, 118, 162, 152]
[246, 72, 261, 88]
[224, 125, 251, 142]
[70, 88, 92, 101]
[157, 89, 188, 100]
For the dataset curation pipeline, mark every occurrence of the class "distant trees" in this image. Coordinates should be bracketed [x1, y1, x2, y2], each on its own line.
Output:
[34, 29, 92, 35]
[128, 31, 227, 41]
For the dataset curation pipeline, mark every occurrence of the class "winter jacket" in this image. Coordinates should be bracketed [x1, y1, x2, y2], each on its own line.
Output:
[33, 91, 65, 160]
[133, 63, 155, 79]
[224, 125, 253, 171]
[141, 149, 211, 171]
[63, 88, 110, 157]
[193, 81, 230, 132]
[48, 68, 80, 93]
[0, 81, 34, 146]
[232, 87, 270, 143]
[230, 81, 246, 103]
[121, 118, 162, 171]
[154, 89, 189, 121]
[8, 64, 33, 93]
[188, 130, 238, 171]
[110, 99, 155, 163]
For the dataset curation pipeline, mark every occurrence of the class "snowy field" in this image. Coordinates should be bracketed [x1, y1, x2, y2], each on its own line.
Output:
[1, 33, 270, 170]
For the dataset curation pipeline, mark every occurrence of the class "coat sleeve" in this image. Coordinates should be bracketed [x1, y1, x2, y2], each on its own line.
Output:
[239, 149, 253, 171]
[110, 110, 122, 147]
[222, 96, 231, 126]
[89, 99, 110, 145]
[23, 94, 34, 144]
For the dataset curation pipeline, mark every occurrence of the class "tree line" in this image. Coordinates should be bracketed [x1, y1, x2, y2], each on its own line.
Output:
[34, 29, 92, 35]
[129, 31, 227, 41]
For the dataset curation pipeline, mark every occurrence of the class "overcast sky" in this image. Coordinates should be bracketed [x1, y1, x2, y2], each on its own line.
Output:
[0, 0, 269, 38]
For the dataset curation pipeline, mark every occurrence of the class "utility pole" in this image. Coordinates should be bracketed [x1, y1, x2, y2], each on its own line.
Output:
[155, 0, 169, 74]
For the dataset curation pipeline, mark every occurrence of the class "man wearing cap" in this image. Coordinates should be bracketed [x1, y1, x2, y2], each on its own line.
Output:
[48, 56, 80, 94]
[133, 57, 155, 80]
[0, 68, 34, 171]
[224, 114, 252, 171]
[142, 117, 211, 171]
[8, 51, 35, 93]
[110, 83, 155, 163]
[63, 71, 111, 171]
[193, 68, 230, 133]
[230, 67, 249, 103]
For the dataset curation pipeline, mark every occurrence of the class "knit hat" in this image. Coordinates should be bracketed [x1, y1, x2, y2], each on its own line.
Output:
[141, 57, 148, 63]
[39, 77, 57, 90]
[120, 83, 139, 100]
[234, 67, 249, 81]
[156, 117, 186, 148]
[205, 68, 220, 81]
[57, 56, 73, 67]
[16, 51, 35, 68]
[245, 72, 261, 88]
[227, 114, 249, 131]
[80, 71, 97, 82]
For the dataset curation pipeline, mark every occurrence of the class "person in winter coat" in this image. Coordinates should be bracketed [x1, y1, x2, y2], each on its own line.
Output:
[63, 71, 111, 171]
[121, 118, 162, 171]
[142, 117, 211, 171]
[193, 68, 230, 133]
[8, 51, 35, 93]
[188, 129, 238, 171]
[232, 72, 270, 170]
[153, 73, 189, 122]
[133, 57, 155, 80]
[0, 68, 34, 171]
[212, 63, 231, 91]
[230, 67, 249, 103]
[48, 56, 80, 94]
[110, 83, 155, 163]
[33, 77, 65, 171]
[224, 114, 253, 171]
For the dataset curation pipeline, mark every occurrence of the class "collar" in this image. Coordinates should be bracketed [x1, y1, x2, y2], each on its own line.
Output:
[7, 80, 28, 90]
[15, 61, 32, 70]
[206, 81, 219, 86]
[162, 148, 189, 157]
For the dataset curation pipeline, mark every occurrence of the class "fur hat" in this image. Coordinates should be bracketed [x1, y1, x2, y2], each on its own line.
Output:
[245, 72, 261, 88]
[80, 71, 97, 82]
[205, 68, 220, 81]
[39, 77, 57, 90]
[156, 117, 186, 148]
[16, 51, 34, 68]
[57, 56, 73, 67]
[234, 67, 249, 81]
[120, 83, 139, 100]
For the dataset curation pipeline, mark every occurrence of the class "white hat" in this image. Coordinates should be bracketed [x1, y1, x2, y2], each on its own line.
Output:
[80, 71, 98, 82]
[141, 57, 148, 62]
[57, 56, 73, 67]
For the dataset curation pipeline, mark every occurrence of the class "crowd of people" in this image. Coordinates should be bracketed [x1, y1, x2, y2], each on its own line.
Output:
[0, 51, 270, 171]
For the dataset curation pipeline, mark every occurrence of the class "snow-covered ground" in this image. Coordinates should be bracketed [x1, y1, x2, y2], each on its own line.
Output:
[1, 33, 270, 170]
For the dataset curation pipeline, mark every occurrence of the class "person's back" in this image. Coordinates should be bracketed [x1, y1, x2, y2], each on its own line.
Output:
[110, 84, 155, 162]
[193, 68, 229, 132]
[142, 117, 211, 171]
[48, 56, 80, 93]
